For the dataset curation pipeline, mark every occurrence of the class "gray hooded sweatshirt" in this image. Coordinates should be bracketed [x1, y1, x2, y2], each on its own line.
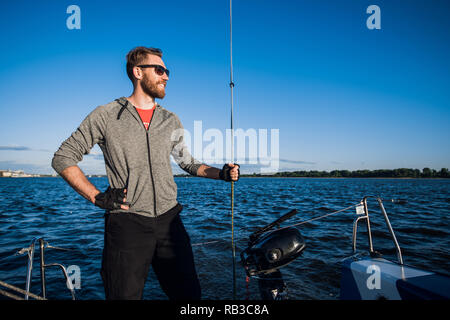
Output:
[52, 97, 203, 217]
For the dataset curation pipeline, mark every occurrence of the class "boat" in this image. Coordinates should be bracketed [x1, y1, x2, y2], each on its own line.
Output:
[1, 195, 449, 300]
[240, 196, 450, 300]
[339, 196, 450, 300]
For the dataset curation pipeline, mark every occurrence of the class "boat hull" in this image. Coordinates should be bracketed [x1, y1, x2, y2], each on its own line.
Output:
[340, 257, 450, 300]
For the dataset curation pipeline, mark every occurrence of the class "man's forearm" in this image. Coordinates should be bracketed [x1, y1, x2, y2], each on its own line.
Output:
[59, 166, 100, 204]
[196, 164, 221, 179]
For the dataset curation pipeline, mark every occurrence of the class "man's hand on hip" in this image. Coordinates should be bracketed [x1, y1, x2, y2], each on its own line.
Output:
[94, 187, 129, 210]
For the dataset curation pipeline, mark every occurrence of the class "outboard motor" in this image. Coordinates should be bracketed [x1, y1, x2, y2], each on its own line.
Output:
[240, 209, 306, 300]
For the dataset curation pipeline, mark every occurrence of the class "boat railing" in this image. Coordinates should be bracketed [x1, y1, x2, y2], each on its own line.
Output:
[352, 196, 404, 265]
[0, 237, 75, 300]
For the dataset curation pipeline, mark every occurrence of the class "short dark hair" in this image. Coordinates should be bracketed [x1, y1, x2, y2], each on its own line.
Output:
[126, 47, 163, 82]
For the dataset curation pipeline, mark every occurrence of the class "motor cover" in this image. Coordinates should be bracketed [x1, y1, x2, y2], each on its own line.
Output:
[241, 227, 306, 276]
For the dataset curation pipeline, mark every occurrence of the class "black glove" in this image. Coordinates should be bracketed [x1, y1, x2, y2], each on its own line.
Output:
[94, 187, 127, 210]
[219, 163, 240, 182]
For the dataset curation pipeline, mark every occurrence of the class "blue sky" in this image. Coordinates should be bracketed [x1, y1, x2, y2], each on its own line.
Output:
[0, 0, 449, 174]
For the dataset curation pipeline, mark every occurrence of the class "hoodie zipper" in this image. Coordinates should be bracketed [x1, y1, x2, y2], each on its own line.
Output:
[146, 132, 157, 216]
[121, 99, 158, 216]
[145, 107, 157, 217]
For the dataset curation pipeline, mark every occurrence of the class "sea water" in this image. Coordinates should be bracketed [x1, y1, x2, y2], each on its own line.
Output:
[0, 177, 449, 299]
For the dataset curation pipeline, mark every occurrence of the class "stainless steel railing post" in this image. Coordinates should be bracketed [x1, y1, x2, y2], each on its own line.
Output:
[39, 238, 46, 299]
[24, 238, 39, 300]
[44, 263, 76, 300]
[352, 216, 367, 253]
[377, 198, 404, 265]
[363, 197, 374, 253]
[17, 238, 76, 300]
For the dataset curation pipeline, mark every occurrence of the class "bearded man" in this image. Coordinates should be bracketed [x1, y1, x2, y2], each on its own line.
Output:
[51, 46, 239, 300]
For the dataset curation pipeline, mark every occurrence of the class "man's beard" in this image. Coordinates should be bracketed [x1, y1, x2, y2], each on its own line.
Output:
[140, 74, 166, 99]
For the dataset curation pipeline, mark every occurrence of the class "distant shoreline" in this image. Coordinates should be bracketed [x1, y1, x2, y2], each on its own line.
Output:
[2, 176, 449, 179]
[173, 175, 450, 179]
[1, 176, 449, 180]
[1, 167, 448, 179]
[236, 176, 450, 179]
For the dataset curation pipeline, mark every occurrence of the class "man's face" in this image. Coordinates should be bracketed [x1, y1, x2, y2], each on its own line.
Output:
[136, 54, 169, 99]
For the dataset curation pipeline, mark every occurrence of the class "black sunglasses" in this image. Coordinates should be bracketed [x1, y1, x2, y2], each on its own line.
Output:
[137, 64, 170, 77]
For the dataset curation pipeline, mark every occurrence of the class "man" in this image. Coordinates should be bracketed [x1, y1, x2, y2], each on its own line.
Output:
[51, 46, 239, 300]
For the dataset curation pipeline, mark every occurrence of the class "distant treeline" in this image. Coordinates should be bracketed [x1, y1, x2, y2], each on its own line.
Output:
[242, 168, 449, 178]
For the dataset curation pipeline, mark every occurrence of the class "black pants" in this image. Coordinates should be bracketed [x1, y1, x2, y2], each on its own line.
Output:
[100, 203, 201, 300]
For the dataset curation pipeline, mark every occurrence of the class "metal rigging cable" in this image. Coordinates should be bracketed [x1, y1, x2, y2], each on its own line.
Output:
[229, 0, 237, 300]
